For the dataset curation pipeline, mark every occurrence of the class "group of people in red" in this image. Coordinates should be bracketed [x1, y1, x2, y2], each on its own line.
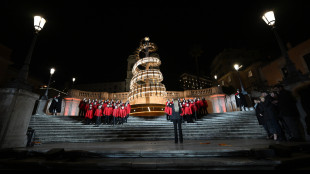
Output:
[165, 97, 208, 123]
[78, 98, 131, 126]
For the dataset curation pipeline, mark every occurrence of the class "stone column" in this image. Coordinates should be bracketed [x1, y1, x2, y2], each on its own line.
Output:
[0, 88, 39, 148]
[63, 97, 81, 116]
[34, 99, 48, 115]
[209, 94, 227, 113]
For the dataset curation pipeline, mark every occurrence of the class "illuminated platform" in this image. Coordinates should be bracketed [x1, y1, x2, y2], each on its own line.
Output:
[130, 104, 165, 116]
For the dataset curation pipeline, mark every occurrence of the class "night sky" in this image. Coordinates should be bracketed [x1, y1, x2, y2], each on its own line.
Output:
[1, 0, 310, 91]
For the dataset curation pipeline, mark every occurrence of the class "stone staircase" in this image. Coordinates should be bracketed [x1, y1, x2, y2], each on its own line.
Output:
[29, 111, 266, 144]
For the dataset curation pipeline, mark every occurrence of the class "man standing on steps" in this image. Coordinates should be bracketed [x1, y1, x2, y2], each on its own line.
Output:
[169, 99, 183, 144]
[49, 93, 62, 115]
[235, 89, 246, 111]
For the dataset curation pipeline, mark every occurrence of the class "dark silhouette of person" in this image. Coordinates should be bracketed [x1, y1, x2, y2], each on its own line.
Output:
[49, 93, 62, 115]
[169, 99, 183, 143]
[235, 89, 247, 111]
[274, 85, 304, 141]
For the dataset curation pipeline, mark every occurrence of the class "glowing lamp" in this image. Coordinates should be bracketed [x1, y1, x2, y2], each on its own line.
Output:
[50, 68, 55, 75]
[262, 11, 275, 26]
[34, 16, 46, 32]
[72, 77, 76, 82]
[144, 37, 150, 41]
[234, 64, 242, 71]
[214, 75, 217, 80]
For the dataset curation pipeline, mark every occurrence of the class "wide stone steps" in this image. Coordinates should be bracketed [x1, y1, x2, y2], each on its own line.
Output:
[29, 111, 266, 143]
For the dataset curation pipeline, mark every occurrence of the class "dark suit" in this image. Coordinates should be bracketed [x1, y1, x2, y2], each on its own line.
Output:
[169, 103, 183, 143]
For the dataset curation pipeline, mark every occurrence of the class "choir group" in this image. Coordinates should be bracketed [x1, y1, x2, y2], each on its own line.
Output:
[78, 98, 131, 126]
[78, 97, 208, 126]
[165, 97, 208, 123]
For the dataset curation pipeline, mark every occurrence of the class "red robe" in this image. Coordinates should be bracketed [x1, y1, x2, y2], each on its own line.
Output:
[94, 108, 103, 117]
[119, 108, 127, 118]
[104, 107, 113, 116]
[79, 100, 85, 109]
[164, 102, 169, 114]
[184, 105, 192, 115]
[180, 107, 184, 116]
[190, 103, 196, 112]
[125, 103, 131, 115]
[112, 108, 120, 117]
[85, 108, 93, 119]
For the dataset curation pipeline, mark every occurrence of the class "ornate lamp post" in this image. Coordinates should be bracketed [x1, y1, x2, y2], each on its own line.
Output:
[234, 64, 247, 94]
[41, 67, 55, 100]
[262, 11, 308, 85]
[8, 16, 46, 90]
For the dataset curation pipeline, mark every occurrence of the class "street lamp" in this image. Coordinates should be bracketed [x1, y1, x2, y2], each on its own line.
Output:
[41, 68, 55, 100]
[72, 77, 76, 89]
[262, 10, 308, 85]
[10, 16, 46, 90]
[214, 75, 219, 86]
[234, 64, 247, 94]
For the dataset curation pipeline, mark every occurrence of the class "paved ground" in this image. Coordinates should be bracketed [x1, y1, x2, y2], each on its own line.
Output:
[1, 138, 310, 170]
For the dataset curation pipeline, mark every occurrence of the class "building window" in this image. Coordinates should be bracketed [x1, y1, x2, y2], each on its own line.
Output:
[248, 70, 253, 77]
[222, 81, 225, 85]
[228, 76, 231, 82]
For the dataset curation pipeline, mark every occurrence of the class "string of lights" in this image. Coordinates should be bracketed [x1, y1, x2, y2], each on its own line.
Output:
[128, 37, 167, 103]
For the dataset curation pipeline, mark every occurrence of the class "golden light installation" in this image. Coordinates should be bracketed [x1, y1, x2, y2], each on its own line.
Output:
[128, 37, 167, 116]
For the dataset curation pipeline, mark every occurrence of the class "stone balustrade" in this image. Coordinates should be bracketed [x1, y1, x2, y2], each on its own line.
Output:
[45, 86, 232, 116]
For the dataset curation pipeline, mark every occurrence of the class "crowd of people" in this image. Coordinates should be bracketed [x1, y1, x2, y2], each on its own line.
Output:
[78, 98, 131, 127]
[164, 97, 208, 123]
[253, 84, 304, 142]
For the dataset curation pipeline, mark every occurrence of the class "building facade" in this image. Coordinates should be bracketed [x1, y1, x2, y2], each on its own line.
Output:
[214, 39, 310, 96]
[179, 73, 213, 90]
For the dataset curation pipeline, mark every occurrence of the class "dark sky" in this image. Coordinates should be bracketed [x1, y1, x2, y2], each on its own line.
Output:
[1, 0, 310, 91]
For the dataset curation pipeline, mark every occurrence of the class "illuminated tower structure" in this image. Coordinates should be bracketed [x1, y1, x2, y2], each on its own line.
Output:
[128, 37, 167, 116]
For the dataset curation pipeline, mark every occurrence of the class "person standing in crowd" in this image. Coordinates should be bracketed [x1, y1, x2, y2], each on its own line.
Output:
[254, 97, 270, 139]
[85, 104, 93, 125]
[165, 99, 170, 120]
[94, 104, 103, 126]
[49, 93, 62, 115]
[169, 99, 183, 144]
[202, 97, 208, 116]
[190, 100, 197, 121]
[274, 85, 304, 141]
[260, 93, 282, 141]
[184, 103, 193, 123]
[125, 101, 131, 123]
[119, 105, 127, 125]
[78, 98, 86, 118]
[112, 105, 119, 126]
[235, 89, 247, 111]
[104, 104, 113, 125]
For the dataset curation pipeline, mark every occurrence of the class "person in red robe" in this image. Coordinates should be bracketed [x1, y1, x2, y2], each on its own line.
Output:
[125, 101, 131, 123]
[190, 100, 197, 121]
[184, 103, 193, 123]
[165, 99, 170, 120]
[94, 104, 103, 126]
[112, 105, 120, 126]
[85, 104, 93, 125]
[119, 105, 127, 125]
[104, 104, 113, 125]
[78, 98, 86, 118]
